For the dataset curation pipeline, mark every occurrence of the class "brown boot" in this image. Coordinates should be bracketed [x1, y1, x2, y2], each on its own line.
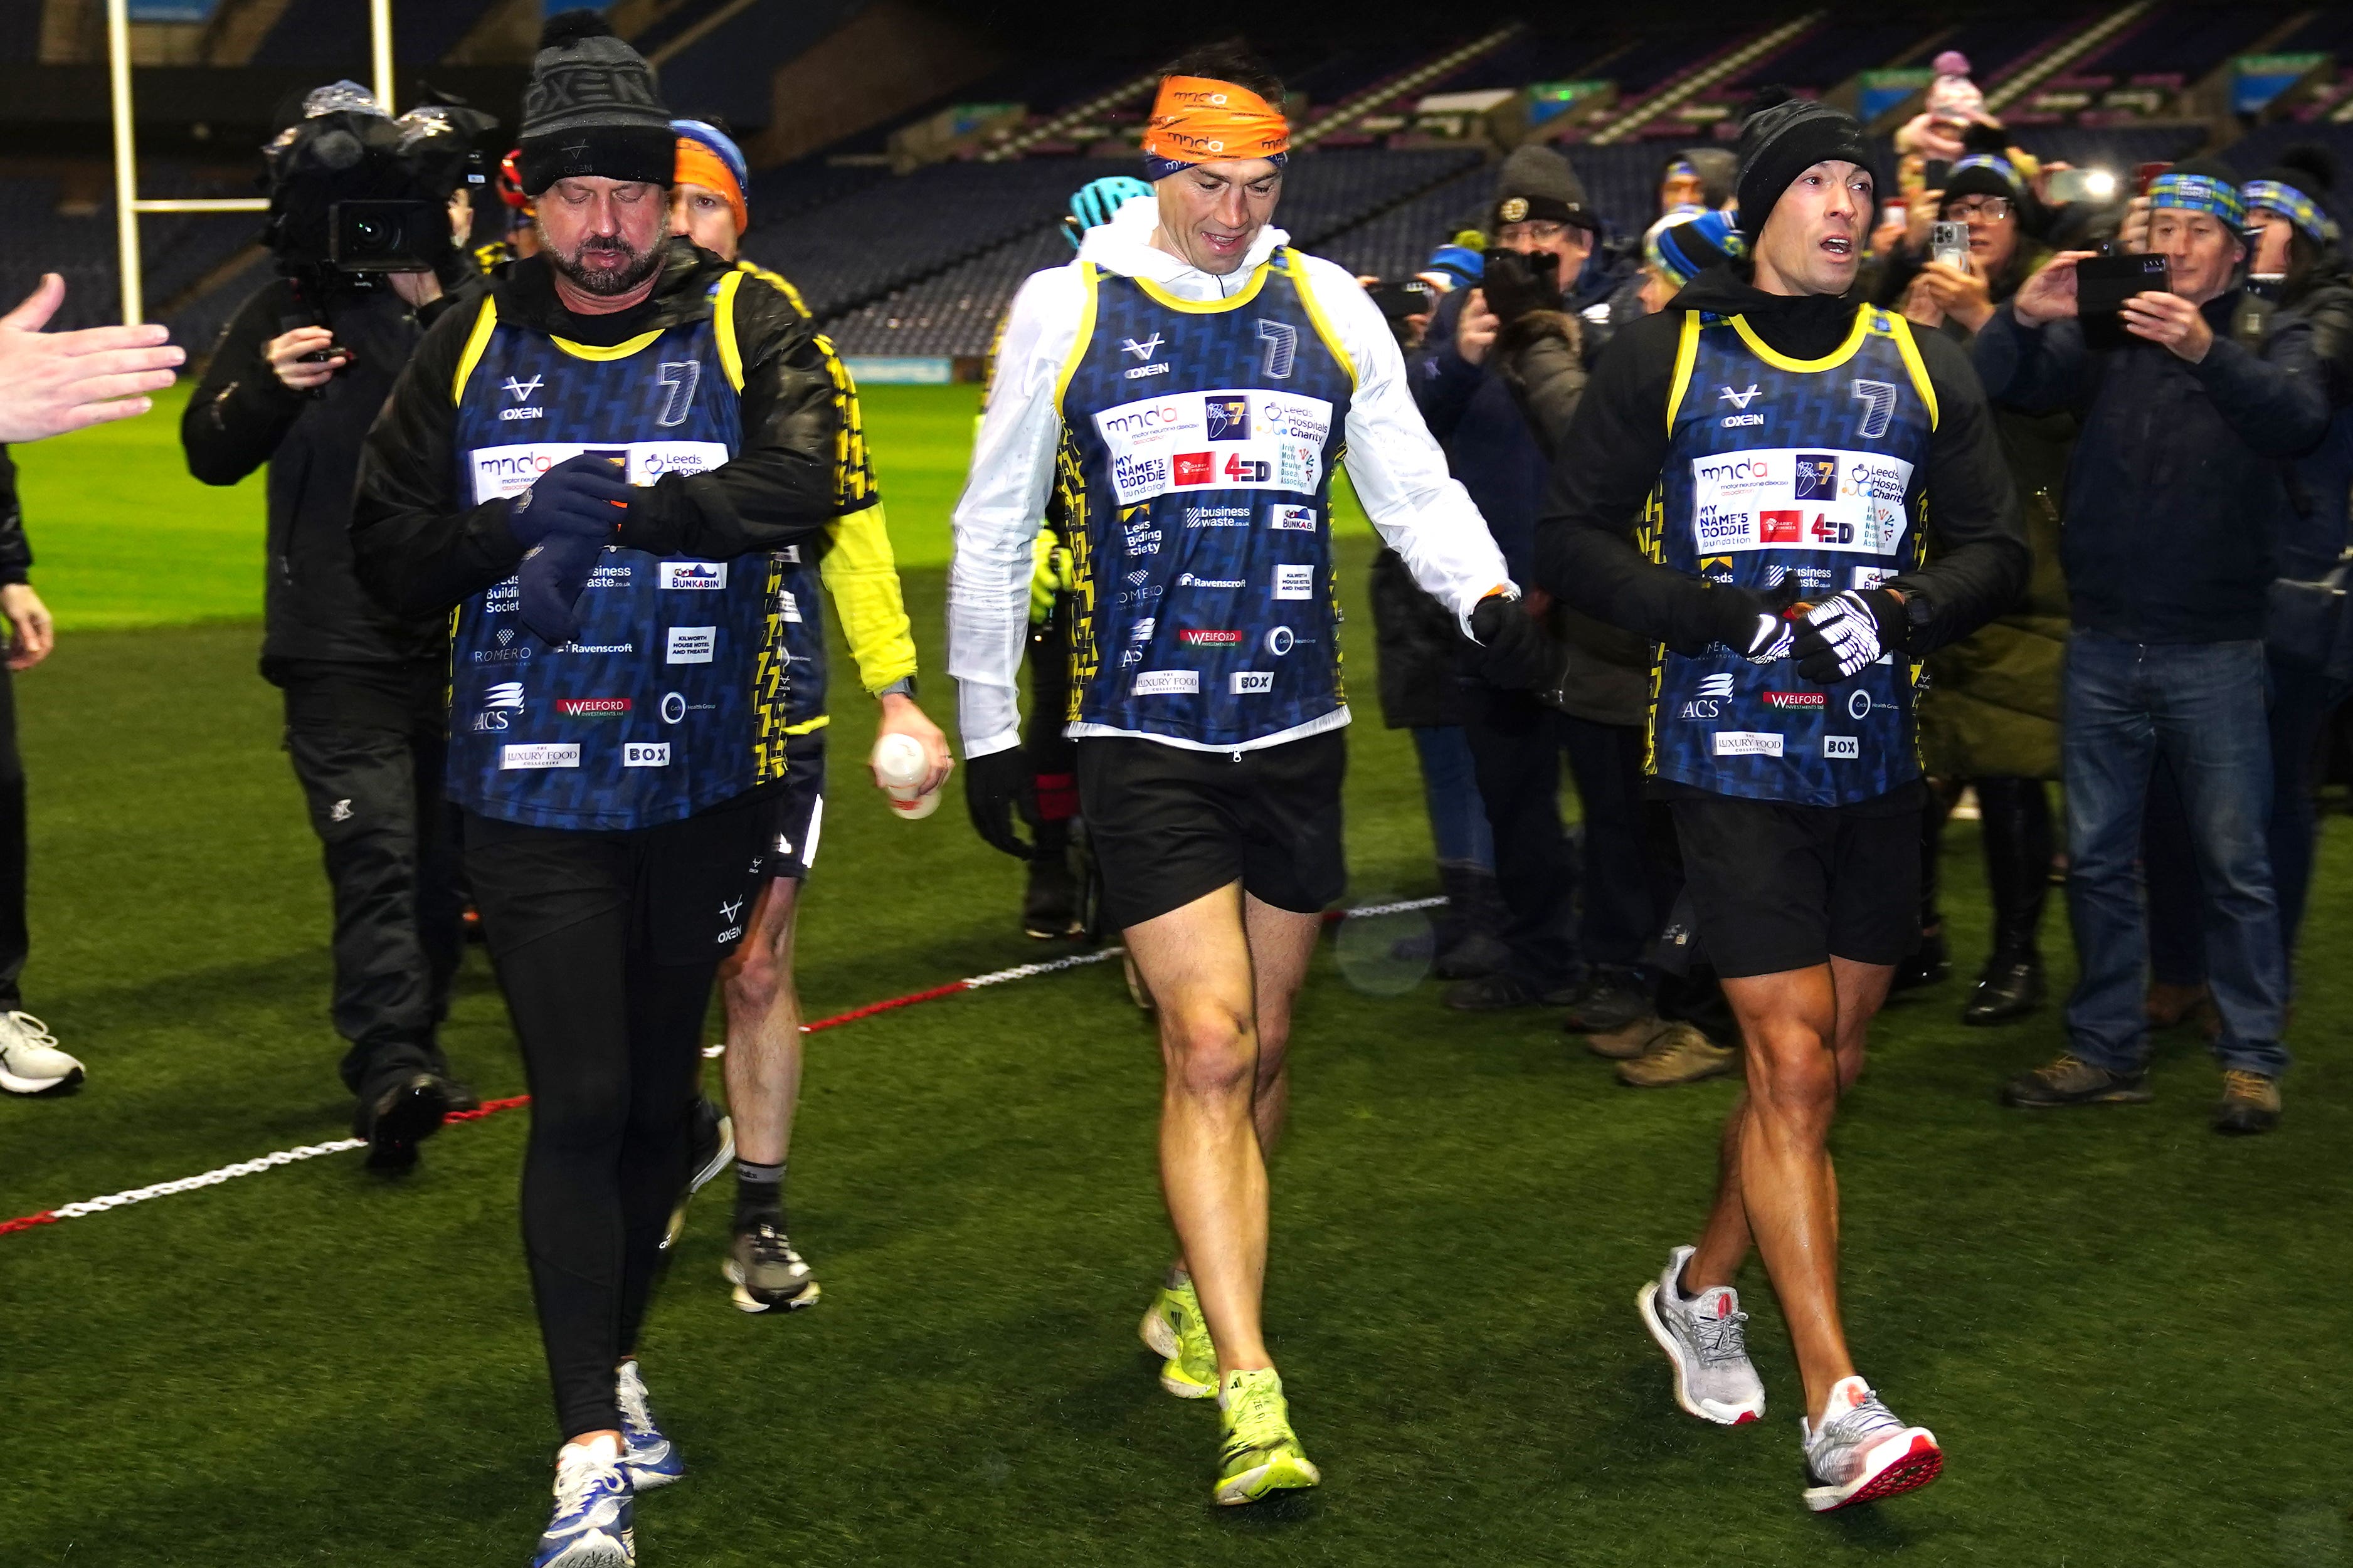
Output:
[1585, 1014, 1670, 1060]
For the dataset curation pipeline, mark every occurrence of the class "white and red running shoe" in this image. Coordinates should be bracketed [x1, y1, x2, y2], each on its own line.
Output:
[1800, 1375, 1943, 1512]
[1637, 1244, 1766, 1424]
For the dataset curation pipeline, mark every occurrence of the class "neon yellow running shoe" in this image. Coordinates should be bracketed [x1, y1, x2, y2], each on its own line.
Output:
[1138, 1276, 1218, 1398]
[1214, 1368, 1320, 1505]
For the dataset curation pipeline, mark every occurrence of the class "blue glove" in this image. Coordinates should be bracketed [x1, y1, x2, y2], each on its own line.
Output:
[518, 533, 606, 646]
[509, 453, 630, 549]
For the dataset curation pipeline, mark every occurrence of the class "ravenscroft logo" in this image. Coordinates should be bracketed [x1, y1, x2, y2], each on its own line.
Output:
[1760, 510, 1802, 543]
[1178, 573, 1244, 589]
[1230, 671, 1272, 693]
[500, 743, 581, 769]
[1794, 453, 1837, 500]
[660, 561, 727, 590]
[1205, 396, 1251, 441]
[1269, 505, 1316, 532]
[624, 742, 672, 767]
[1180, 629, 1244, 645]
[1823, 735, 1859, 758]
[556, 697, 633, 718]
[1711, 732, 1784, 757]
[666, 626, 717, 664]
[1132, 671, 1199, 695]
[1762, 692, 1824, 710]
[558, 642, 634, 653]
[1272, 565, 1314, 601]
[1173, 453, 1214, 486]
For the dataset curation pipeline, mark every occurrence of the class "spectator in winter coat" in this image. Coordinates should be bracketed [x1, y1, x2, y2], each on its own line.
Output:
[1977, 160, 2330, 1135]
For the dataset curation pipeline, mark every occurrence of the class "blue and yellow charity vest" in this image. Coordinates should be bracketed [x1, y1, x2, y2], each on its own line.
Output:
[1055, 250, 1353, 749]
[446, 273, 787, 831]
[1646, 305, 1937, 807]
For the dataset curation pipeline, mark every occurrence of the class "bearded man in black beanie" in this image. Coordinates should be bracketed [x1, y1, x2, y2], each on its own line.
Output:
[354, 14, 876, 1563]
[1536, 91, 2026, 1511]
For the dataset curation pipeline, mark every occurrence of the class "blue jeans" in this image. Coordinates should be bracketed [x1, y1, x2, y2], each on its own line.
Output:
[2062, 631, 2288, 1076]
[1410, 725, 1494, 871]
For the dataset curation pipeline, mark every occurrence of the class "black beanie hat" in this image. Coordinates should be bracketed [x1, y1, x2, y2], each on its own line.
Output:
[517, 11, 674, 196]
[1494, 142, 1600, 233]
[1735, 90, 1872, 237]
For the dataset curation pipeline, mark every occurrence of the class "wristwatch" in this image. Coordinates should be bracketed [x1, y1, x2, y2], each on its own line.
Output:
[877, 676, 917, 700]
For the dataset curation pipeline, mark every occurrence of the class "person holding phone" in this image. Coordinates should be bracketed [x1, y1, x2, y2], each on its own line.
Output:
[1975, 161, 2330, 1135]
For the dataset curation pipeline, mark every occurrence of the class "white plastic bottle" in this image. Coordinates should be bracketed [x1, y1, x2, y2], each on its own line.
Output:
[870, 731, 940, 820]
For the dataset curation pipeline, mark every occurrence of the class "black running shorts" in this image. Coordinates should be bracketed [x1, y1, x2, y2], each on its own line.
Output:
[1668, 790, 1920, 978]
[1076, 730, 1347, 932]
[756, 730, 826, 882]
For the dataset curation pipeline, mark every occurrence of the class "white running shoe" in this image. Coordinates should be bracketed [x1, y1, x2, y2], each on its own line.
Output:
[1800, 1375, 1942, 1512]
[531, 1434, 634, 1566]
[0, 1011, 83, 1097]
[1637, 1244, 1766, 1424]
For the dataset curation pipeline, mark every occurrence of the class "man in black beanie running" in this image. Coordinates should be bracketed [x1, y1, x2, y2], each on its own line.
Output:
[354, 13, 868, 1564]
[1536, 93, 2026, 1510]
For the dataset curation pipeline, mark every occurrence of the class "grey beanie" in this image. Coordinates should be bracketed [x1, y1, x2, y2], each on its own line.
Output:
[517, 11, 674, 196]
[1494, 143, 1599, 232]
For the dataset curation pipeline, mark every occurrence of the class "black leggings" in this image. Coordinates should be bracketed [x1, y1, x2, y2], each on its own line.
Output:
[467, 806, 754, 1438]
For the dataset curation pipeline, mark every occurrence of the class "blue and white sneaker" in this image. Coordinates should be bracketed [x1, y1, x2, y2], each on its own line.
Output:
[531, 1434, 633, 1567]
[616, 1360, 685, 1491]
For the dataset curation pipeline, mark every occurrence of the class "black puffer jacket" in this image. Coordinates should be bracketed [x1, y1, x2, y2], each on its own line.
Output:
[183, 277, 461, 669]
[2261, 261, 2353, 580]
[352, 239, 859, 619]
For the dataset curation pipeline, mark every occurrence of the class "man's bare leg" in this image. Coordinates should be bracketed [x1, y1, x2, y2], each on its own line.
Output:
[1125, 884, 1318, 1376]
[721, 878, 803, 1167]
[1688, 957, 1891, 1420]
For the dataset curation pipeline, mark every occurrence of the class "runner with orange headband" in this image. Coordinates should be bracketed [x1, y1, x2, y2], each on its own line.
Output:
[950, 42, 1533, 1505]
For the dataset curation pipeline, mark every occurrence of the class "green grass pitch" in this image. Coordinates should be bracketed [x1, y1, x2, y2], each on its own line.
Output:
[1, 384, 2347, 1565]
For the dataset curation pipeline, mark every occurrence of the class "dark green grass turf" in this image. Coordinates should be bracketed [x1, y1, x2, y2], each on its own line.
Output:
[2, 390, 2350, 1565]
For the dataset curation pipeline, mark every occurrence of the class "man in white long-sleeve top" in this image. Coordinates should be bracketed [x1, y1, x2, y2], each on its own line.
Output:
[946, 42, 1532, 1506]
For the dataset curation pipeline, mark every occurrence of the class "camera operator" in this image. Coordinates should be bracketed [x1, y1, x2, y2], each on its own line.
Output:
[1410, 145, 1654, 1031]
[1978, 161, 2329, 1134]
[181, 83, 495, 1173]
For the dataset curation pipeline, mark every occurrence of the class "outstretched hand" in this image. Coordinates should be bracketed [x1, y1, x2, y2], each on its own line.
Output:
[0, 275, 184, 443]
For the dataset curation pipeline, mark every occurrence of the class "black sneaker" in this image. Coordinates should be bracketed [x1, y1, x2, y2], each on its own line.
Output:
[664, 1097, 736, 1250]
[1560, 971, 1653, 1034]
[361, 1072, 452, 1175]
[2213, 1070, 2282, 1135]
[1442, 972, 1543, 1011]
[1891, 929, 1950, 993]
[1960, 958, 2043, 1027]
[1999, 1053, 2152, 1108]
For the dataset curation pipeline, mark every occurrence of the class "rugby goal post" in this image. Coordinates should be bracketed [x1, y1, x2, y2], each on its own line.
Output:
[106, 0, 396, 323]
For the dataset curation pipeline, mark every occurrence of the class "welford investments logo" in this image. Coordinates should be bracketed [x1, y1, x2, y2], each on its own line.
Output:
[556, 697, 632, 718]
[1180, 629, 1244, 645]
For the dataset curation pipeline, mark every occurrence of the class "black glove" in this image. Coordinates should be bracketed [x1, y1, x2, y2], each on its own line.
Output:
[509, 453, 630, 550]
[1467, 592, 1555, 690]
[963, 745, 1039, 860]
[1701, 582, 1797, 664]
[1791, 588, 1907, 683]
[1480, 248, 1563, 328]
[517, 532, 606, 646]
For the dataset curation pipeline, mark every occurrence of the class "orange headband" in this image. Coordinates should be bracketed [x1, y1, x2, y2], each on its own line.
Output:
[674, 137, 748, 236]
[1141, 75, 1290, 167]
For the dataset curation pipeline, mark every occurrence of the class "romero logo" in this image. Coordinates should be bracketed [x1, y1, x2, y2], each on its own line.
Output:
[1180, 629, 1244, 645]
[556, 697, 633, 718]
[1172, 452, 1214, 486]
[1205, 396, 1251, 441]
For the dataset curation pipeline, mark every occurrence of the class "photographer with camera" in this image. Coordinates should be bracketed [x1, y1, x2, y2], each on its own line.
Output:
[1977, 162, 2329, 1133]
[181, 83, 494, 1173]
[1409, 145, 1654, 1033]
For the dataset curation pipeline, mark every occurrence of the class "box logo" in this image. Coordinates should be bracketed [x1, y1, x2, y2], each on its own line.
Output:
[1822, 734, 1860, 759]
[624, 742, 672, 767]
[1230, 671, 1272, 693]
